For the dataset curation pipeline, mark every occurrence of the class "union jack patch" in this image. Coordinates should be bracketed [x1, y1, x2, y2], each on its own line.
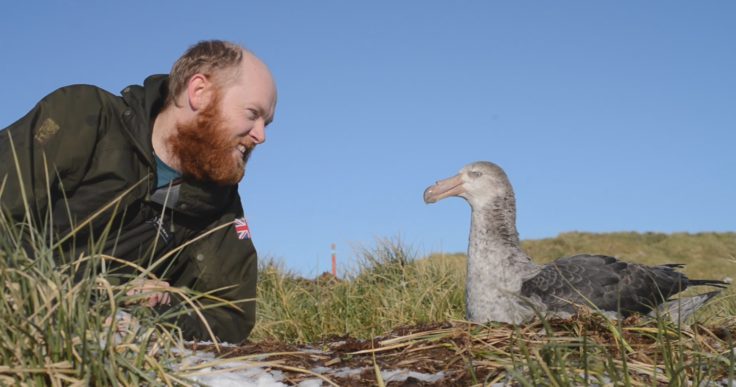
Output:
[234, 217, 251, 240]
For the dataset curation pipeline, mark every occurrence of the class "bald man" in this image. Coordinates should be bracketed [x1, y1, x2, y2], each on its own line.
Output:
[0, 40, 277, 342]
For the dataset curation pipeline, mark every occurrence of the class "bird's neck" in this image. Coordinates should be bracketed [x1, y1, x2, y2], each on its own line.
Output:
[469, 195, 522, 254]
[465, 195, 536, 323]
[466, 195, 533, 284]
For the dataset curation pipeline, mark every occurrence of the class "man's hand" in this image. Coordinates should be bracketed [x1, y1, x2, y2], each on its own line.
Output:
[125, 279, 171, 307]
[104, 311, 139, 334]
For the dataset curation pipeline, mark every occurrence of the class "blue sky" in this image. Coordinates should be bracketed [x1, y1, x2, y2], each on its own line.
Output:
[1, 2, 734, 277]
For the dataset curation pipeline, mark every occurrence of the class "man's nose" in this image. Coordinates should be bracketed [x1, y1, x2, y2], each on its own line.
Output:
[249, 120, 266, 144]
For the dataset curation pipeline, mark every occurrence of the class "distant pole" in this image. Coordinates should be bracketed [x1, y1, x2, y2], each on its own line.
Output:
[331, 243, 337, 277]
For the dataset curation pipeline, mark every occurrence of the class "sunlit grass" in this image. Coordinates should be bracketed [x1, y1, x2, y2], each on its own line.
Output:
[254, 237, 466, 343]
[0, 144, 222, 385]
[0, 219, 187, 385]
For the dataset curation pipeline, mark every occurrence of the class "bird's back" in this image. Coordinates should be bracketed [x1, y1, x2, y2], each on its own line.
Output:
[520, 254, 701, 316]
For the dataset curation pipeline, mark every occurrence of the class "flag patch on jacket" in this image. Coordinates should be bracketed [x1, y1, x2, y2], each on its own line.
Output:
[234, 217, 251, 240]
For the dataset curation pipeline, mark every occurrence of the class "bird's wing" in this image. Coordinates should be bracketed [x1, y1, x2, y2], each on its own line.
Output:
[521, 254, 689, 315]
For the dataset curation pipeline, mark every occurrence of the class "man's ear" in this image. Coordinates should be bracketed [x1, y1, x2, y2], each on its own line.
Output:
[186, 74, 212, 111]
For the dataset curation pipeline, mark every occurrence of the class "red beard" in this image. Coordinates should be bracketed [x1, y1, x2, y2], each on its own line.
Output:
[168, 89, 254, 185]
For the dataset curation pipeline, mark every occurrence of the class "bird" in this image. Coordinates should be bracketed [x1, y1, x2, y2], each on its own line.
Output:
[423, 161, 727, 324]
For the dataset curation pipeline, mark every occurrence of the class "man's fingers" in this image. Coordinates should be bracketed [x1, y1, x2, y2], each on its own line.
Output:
[147, 291, 170, 307]
[147, 293, 157, 308]
[104, 311, 137, 334]
[125, 280, 171, 307]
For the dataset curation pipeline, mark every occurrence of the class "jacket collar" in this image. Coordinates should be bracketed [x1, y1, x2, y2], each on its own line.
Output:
[120, 75, 168, 169]
[142, 74, 169, 125]
[121, 75, 238, 216]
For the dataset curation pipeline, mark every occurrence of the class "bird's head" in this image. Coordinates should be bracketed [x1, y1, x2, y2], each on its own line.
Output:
[423, 161, 513, 208]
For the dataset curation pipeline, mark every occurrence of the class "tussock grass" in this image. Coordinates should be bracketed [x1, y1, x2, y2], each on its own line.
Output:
[0, 223, 187, 385]
[0, 216, 251, 385]
[254, 238, 465, 343]
[0, 173, 211, 384]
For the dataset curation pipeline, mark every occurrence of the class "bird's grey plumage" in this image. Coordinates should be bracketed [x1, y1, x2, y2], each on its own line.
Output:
[649, 291, 722, 322]
[519, 254, 724, 317]
[424, 161, 727, 324]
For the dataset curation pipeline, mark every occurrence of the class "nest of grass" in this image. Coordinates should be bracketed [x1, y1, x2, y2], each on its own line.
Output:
[189, 313, 736, 386]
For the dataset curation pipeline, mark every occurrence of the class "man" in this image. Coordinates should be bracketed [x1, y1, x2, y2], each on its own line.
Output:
[0, 40, 277, 342]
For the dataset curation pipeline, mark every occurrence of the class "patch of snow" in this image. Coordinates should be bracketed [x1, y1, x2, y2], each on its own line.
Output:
[301, 347, 324, 354]
[381, 369, 445, 383]
[190, 368, 285, 387]
[297, 379, 324, 387]
[172, 348, 288, 387]
[327, 366, 365, 378]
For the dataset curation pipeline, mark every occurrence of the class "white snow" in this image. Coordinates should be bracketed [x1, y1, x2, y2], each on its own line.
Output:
[382, 368, 445, 383]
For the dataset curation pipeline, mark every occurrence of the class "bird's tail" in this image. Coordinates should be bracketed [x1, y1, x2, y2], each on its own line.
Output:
[688, 279, 730, 289]
[649, 290, 722, 322]
[660, 263, 685, 269]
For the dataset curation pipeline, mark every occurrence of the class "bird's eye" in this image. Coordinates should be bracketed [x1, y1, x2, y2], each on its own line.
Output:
[468, 171, 482, 178]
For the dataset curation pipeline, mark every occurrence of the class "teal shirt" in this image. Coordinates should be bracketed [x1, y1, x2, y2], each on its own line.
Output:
[155, 154, 181, 188]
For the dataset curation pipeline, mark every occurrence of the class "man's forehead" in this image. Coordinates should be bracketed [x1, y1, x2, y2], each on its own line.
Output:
[225, 76, 276, 121]
[241, 52, 273, 79]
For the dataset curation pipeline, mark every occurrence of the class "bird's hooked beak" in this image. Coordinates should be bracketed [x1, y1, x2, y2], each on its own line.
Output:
[423, 173, 465, 203]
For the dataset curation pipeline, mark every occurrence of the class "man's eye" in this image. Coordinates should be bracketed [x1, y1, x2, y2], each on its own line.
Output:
[247, 109, 258, 119]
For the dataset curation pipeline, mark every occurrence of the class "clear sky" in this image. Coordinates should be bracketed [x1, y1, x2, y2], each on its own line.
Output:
[1, 2, 734, 277]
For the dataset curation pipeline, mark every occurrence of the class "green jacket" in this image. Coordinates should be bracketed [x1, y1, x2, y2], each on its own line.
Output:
[0, 75, 257, 343]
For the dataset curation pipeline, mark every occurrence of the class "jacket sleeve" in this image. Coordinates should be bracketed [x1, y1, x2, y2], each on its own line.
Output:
[0, 86, 103, 224]
[161, 198, 258, 344]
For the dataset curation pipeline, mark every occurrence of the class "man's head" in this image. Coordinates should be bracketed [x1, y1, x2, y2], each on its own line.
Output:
[166, 40, 277, 185]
